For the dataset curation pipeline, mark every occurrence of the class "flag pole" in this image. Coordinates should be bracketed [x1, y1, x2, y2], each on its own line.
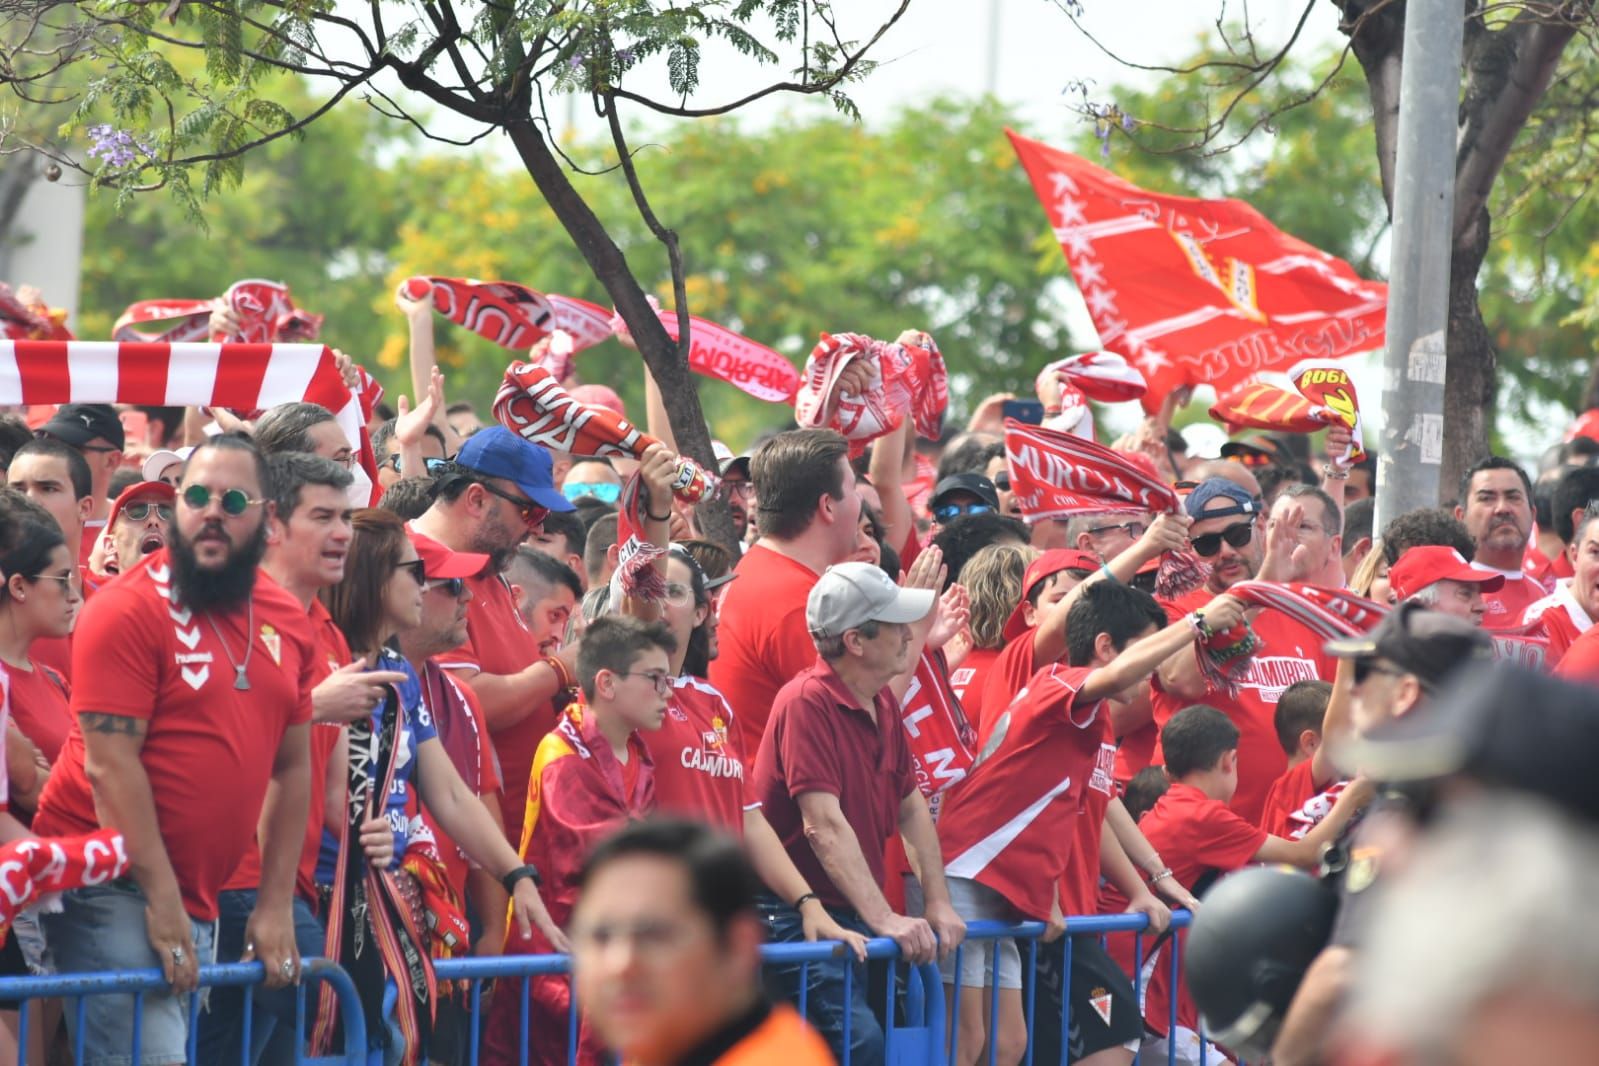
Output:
[1375, 0, 1463, 528]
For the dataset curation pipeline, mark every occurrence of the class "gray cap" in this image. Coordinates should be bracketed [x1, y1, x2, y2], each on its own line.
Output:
[806, 562, 934, 639]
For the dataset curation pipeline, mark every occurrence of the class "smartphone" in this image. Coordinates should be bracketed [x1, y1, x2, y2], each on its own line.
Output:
[1001, 399, 1046, 425]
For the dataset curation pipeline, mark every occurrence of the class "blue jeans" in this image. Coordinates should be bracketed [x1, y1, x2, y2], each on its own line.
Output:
[40, 880, 218, 1066]
[193, 891, 326, 1066]
[757, 894, 884, 1066]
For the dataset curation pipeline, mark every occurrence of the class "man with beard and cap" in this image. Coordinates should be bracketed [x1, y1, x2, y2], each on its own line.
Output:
[1152, 478, 1337, 823]
[408, 426, 577, 839]
[33, 434, 317, 1066]
[1453, 456, 1548, 628]
[86, 480, 176, 590]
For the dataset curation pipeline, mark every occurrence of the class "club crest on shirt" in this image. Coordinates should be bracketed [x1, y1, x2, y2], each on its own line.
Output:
[259, 624, 282, 666]
[1089, 987, 1113, 1026]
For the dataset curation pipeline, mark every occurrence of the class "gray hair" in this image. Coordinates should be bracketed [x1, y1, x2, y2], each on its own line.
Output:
[1346, 794, 1599, 1058]
[813, 619, 880, 661]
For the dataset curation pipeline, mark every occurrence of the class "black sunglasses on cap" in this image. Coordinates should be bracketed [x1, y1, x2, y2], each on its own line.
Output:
[1191, 519, 1255, 557]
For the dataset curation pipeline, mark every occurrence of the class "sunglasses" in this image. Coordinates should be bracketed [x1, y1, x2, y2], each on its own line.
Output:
[181, 484, 264, 516]
[122, 502, 174, 522]
[478, 481, 550, 529]
[563, 481, 621, 505]
[424, 457, 454, 475]
[425, 576, 467, 597]
[993, 473, 1011, 492]
[397, 559, 427, 586]
[933, 502, 995, 523]
[1353, 658, 1406, 685]
[1228, 451, 1275, 468]
[1190, 519, 1255, 557]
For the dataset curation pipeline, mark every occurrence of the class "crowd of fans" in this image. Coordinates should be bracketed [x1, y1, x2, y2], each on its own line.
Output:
[0, 288, 1596, 1066]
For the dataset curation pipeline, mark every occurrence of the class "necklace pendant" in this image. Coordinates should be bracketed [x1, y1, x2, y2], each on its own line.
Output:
[234, 666, 251, 691]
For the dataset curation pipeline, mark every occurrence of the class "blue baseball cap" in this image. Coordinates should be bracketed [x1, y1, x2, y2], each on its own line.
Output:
[1184, 477, 1260, 520]
[454, 427, 575, 513]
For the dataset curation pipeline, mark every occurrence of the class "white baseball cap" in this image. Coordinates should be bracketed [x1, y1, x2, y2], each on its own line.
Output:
[141, 446, 193, 482]
[806, 562, 934, 639]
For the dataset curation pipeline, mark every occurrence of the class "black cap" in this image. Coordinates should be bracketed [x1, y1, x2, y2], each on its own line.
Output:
[1219, 433, 1289, 463]
[1346, 662, 1599, 823]
[37, 404, 124, 451]
[1323, 601, 1492, 690]
[930, 473, 1000, 511]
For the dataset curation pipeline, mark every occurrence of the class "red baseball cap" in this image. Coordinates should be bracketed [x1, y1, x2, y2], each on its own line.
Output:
[1388, 545, 1505, 602]
[406, 529, 489, 580]
[1004, 548, 1100, 641]
[107, 481, 176, 529]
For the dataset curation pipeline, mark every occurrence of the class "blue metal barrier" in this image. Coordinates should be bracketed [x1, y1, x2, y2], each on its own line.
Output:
[432, 910, 1197, 1066]
[0, 957, 368, 1066]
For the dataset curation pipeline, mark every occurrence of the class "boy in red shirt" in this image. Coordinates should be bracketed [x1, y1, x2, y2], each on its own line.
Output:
[482, 615, 677, 1066]
[1258, 678, 1350, 840]
[1130, 706, 1369, 1065]
[935, 580, 1246, 1066]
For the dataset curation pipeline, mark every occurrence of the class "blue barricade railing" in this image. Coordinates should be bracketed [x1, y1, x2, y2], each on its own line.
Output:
[0, 957, 368, 1066]
[432, 908, 1201, 1066]
[0, 910, 1205, 1065]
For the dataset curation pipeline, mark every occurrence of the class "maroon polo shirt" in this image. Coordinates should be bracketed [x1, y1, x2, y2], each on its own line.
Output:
[751, 657, 918, 911]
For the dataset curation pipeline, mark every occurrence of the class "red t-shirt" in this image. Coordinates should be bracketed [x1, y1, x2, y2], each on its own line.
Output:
[751, 658, 917, 910]
[30, 635, 71, 685]
[937, 665, 1102, 920]
[1258, 759, 1348, 840]
[34, 553, 316, 920]
[1134, 782, 1267, 1035]
[1522, 581, 1594, 667]
[1150, 587, 1326, 823]
[949, 646, 1001, 735]
[1555, 624, 1599, 683]
[645, 676, 755, 834]
[708, 544, 823, 756]
[418, 666, 504, 903]
[1479, 568, 1549, 630]
[438, 568, 551, 838]
[1059, 716, 1119, 917]
[977, 628, 1039, 743]
[7, 658, 71, 763]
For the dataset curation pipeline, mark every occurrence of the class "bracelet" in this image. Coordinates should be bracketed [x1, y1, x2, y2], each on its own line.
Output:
[792, 892, 820, 911]
[1321, 464, 1350, 481]
[502, 863, 542, 893]
[542, 654, 574, 691]
[1150, 868, 1175, 884]
[1099, 563, 1120, 584]
[645, 508, 673, 522]
[1186, 610, 1212, 641]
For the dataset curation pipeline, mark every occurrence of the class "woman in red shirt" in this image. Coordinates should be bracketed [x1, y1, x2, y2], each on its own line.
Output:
[948, 543, 1030, 734]
[633, 545, 869, 959]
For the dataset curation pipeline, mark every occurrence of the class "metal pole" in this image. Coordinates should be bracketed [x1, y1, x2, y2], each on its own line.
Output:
[1375, 0, 1464, 530]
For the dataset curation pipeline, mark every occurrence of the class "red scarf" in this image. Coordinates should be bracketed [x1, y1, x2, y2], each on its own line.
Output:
[901, 650, 977, 821]
[1004, 417, 1177, 520]
[1210, 368, 1367, 465]
[794, 332, 948, 453]
[493, 361, 716, 503]
[610, 300, 801, 403]
[0, 284, 72, 341]
[0, 830, 130, 942]
[113, 280, 322, 344]
[1035, 350, 1148, 404]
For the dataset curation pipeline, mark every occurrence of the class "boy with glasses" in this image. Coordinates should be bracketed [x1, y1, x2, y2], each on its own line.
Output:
[483, 616, 677, 1066]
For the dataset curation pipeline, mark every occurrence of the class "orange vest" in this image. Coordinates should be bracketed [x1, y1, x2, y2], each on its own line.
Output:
[712, 1005, 833, 1066]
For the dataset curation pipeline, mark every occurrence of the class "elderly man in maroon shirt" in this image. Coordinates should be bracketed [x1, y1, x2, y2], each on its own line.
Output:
[751, 561, 965, 1066]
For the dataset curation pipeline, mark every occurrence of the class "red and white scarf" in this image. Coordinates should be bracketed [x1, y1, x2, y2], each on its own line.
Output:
[1004, 417, 1177, 520]
[1210, 367, 1366, 466]
[0, 831, 131, 942]
[611, 300, 801, 404]
[794, 331, 948, 452]
[0, 340, 379, 500]
[902, 650, 977, 821]
[113, 279, 323, 344]
[1226, 581, 1386, 639]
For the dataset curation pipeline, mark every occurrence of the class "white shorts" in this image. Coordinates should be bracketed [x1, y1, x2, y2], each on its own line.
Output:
[906, 874, 1023, 990]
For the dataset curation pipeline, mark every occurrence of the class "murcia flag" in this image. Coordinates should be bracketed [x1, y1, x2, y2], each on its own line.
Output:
[1007, 130, 1387, 412]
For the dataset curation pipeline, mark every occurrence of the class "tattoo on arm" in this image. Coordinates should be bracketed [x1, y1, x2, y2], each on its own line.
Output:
[79, 713, 147, 737]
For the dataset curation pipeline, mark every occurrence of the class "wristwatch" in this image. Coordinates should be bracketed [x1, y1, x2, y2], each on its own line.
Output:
[502, 864, 542, 893]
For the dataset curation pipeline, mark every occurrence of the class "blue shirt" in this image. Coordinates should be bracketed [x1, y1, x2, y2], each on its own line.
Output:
[315, 651, 437, 882]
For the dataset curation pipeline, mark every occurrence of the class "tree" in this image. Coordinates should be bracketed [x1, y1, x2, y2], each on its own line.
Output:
[1, 0, 914, 549]
[1053, 0, 1599, 493]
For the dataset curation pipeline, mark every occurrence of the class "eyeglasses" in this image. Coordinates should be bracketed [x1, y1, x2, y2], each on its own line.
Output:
[615, 669, 673, 694]
[181, 484, 264, 516]
[425, 577, 467, 597]
[379, 453, 402, 471]
[1190, 519, 1255, 557]
[662, 582, 695, 607]
[1353, 659, 1407, 685]
[31, 572, 77, 593]
[477, 482, 550, 529]
[562, 481, 621, 505]
[122, 502, 174, 522]
[723, 479, 754, 498]
[933, 502, 995, 523]
[1086, 520, 1145, 540]
[396, 559, 427, 586]
[330, 452, 355, 470]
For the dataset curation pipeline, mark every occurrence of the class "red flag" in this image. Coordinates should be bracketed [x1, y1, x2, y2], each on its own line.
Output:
[1008, 130, 1387, 413]
[1209, 381, 1327, 434]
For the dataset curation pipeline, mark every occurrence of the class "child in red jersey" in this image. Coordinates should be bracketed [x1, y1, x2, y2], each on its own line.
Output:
[1258, 678, 1351, 840]
[1130, 705, 1370, 1066]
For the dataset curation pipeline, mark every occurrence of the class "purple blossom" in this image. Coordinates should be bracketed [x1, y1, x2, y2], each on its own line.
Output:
[567, 54, 585, 71]
[86, 124, 150, 169]
[616, 46, 635, 66]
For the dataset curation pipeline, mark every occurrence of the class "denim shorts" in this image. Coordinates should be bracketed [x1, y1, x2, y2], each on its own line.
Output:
[905, 875, 1023, 990]
[40, 880, 218, 1066]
